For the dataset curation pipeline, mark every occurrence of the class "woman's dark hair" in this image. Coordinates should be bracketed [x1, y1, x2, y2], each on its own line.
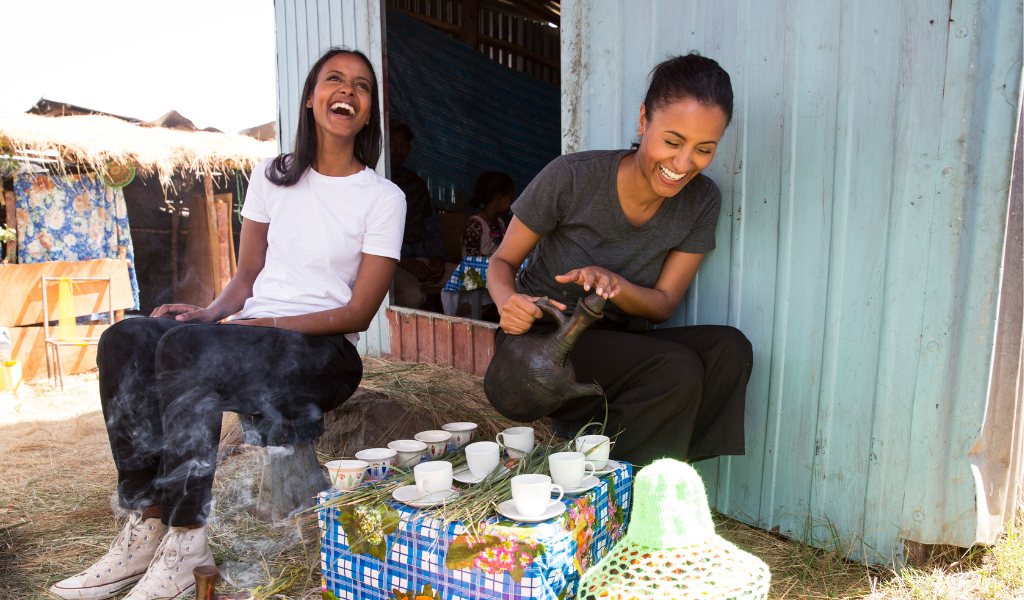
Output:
[267, 47, 383, 186]
[470, 171, 515, 209]
[643, 52, 733, 125]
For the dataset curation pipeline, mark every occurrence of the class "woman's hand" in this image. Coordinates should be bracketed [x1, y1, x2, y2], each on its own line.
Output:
[499, 293, 566, 335]
[555, 266, 623, 299]
[149, 304, 218, 323]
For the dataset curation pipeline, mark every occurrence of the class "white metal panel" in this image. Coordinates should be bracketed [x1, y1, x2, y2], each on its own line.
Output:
[562, 0, 1022, 564]
[274, 0, 391, 357]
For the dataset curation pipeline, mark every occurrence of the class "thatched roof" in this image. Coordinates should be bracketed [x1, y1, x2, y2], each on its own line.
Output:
[0, 110, 276, 187]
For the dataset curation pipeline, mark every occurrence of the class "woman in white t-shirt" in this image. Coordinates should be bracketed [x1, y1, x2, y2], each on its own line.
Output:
[50, 49, 405, 600]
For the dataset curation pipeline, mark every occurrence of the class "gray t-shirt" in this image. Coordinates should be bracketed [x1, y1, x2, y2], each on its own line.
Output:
[513, 149, 721, 323]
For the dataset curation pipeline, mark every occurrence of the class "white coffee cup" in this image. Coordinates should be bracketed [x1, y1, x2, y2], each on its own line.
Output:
[548, 451, 597, 489]
[388, 439, 428, 469]
[414, 430, 452, 460]
[511, 474, 563, 517]
[574, 435, 612, 470]
[496, 427, 535, 459]
[414, 461, 453, 496]
[465, 441, 500, 480]
[325, 460, 369, 491]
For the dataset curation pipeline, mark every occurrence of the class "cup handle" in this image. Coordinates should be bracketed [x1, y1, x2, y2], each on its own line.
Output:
[583, 462, 597, 476]
[416, 480, 426, 496]
[496, 433, 505, 448]
[550, 484, 564, 503]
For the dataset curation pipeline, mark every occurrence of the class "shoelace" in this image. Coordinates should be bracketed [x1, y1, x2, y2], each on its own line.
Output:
[75, 513, 141, 577]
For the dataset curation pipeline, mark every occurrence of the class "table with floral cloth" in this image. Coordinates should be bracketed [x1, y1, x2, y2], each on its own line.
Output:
[318, 461, 632, 600]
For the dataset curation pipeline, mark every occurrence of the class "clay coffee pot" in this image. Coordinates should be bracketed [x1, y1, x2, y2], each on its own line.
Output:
[484, 293, 606, 422]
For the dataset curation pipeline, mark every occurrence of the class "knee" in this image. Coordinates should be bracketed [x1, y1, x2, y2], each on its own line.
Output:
[715, 326, 753, 374]
[660, 347, 705, 381]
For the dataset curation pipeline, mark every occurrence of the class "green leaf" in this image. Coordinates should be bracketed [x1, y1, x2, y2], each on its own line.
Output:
[511, 563, 525, 582]
[445, 533, 502, 570]
[323, 590, 342, 600]
[381, 507, 401, 535]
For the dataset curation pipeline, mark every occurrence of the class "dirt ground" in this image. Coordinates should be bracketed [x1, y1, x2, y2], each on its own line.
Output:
[1, 366, 1017, 600]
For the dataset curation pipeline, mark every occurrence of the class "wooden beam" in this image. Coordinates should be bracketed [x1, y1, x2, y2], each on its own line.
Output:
[393, 7, 459, 34]
[461, 0, 479, 47]
[203, 174, 223, 296]
[481, 34, 559, 70]
[168, 189, 180, 288]
[214, 194, 235, 289]
[4, 191, 16, 263]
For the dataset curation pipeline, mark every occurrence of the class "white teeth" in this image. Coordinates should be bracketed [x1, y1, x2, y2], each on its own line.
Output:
[330, 102, 355, 116]
[659, 165, 686, 181]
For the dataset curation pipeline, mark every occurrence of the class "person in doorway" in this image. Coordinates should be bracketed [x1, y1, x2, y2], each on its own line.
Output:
[389, 120, 455, 308]
[462, 171, 514, 258]
[49, 48, 404, 600]
[485, 53, 752, 467]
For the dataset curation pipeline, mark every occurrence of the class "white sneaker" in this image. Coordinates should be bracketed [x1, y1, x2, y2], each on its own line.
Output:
[123, 524, 215, 599]
[49, 512, 168, 600]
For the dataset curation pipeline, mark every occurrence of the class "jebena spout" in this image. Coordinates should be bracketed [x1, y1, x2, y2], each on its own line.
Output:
[484, 294, 606, 422]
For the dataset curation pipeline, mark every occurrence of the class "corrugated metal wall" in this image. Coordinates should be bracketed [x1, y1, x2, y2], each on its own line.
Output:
[562, 0, 1022, 562]
[274, 0, 391, 356]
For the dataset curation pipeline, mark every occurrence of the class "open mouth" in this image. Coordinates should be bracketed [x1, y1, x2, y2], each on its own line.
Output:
[659, 164, 687, 182]
[330, 101, 355, 116]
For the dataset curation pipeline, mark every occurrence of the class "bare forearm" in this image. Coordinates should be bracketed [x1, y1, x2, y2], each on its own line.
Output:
[486, 256, 519, 315]
[252, 304, 375, 336]
[606, 280, 677, 323]
[205, 277, 255, 321]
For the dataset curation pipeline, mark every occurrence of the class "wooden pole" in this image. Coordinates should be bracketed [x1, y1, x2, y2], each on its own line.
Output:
[214, 197, 231, 292]
[168, 188, 179, 289]
[461, 0, 478, 48]
[203, 174, 222, 296]
[4, 191, 16, 263]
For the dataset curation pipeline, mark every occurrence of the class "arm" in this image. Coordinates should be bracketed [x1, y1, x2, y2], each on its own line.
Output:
[555, 250, 704, 324]
[487, 216, 565, 335]
[150, 217, 269, 321]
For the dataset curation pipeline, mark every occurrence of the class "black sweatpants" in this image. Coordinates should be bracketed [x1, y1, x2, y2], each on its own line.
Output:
[494, 324, 752, 466]
[97, 317, 362, 527]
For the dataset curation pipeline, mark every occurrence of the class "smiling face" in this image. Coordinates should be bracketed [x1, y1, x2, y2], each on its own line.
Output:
[635, 98, 729, 198]
[305, 53, 375, 146]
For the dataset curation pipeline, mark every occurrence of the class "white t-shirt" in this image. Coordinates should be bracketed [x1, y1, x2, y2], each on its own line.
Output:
[237, 158, 406, 345]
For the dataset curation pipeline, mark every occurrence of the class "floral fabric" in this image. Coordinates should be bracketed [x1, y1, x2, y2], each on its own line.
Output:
[14, 172, 140, 309]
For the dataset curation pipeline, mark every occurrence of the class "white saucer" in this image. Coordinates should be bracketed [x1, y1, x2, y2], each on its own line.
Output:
[453, 465, 510, 484]
[592, 460, 622, 476]
[391, 485, 459, 508]
[557, 475, 600, 495]
[497, 499, 566, 523]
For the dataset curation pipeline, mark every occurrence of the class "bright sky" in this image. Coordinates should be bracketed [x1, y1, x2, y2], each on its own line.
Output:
[3, 0, 277, 133]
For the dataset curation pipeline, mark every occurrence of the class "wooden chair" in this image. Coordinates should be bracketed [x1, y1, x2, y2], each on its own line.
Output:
[41, 276, 114, 389]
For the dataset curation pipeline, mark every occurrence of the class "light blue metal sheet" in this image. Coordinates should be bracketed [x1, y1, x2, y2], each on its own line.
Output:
[274, 0, 391, 357]
[562, 0, 1022, 563]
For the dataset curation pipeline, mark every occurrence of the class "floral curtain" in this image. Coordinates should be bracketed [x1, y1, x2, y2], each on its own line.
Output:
[14, 172, 140, 309]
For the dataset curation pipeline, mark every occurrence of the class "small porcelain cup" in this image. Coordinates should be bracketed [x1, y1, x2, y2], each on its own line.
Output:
[388, 440, 428, 469]
[442, 422, 478, 451]
[325, 459, 369, 491]
[414, 430, 452, 460]
[464, 441, 500, 480]
[511, 474, 564, 518]
[354, 448, 397, 481]
[548, 451, 597, 489]
[574, 435, 612, 470]
[414, 461, 453, 496]
[496, 426, 535, 459]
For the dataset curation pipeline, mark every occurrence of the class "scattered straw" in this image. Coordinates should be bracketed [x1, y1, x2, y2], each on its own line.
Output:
[0, 110, 275, 187]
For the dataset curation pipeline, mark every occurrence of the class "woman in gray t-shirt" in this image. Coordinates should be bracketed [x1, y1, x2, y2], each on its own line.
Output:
[485, 54, 753, 466]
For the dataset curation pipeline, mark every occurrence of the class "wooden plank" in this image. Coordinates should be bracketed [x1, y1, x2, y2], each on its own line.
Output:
[384, 304, 401, 358]
[3, 191, 15, 263]
[452, 322, 474, 373]
[400, 313, 418, 362]
[471, 323, 493, 377]
[175, 182, 217, 307]
[9, 324, 109, 380]
[213, 194, 235, 288]
[416, 313, 434, 363]
[460, 0, 478, 47]
[204, 175, 223, 296]
[0, 259, 133, 327]
[434, 317, 453, 366]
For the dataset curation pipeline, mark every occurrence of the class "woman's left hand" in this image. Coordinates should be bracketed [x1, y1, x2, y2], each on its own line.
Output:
[555, 266, 623, 299]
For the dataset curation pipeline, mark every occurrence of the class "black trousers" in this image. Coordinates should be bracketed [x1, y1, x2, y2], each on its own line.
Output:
[494, 324, 752, 466]
[97, 317, 362, 527]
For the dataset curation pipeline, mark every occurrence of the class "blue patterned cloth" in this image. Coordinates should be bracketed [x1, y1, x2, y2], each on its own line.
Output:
[443, 255, 491, 292]
[13, 172, 140, 309]
[319, 461, 632, 600]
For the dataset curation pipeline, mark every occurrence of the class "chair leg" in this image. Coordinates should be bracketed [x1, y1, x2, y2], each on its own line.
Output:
[54, 344, 65, 391]
[45, 343, 54, 388]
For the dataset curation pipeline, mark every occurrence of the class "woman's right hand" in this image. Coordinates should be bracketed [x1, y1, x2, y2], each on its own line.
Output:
[149, 304, 218, 323]
[499, 294, 566, 335]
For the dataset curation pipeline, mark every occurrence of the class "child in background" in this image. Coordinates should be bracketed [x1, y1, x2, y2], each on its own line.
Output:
[461, 171, 513, 258]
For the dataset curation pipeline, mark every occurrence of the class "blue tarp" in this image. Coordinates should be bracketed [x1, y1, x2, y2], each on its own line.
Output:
[386, 9, 561, 207]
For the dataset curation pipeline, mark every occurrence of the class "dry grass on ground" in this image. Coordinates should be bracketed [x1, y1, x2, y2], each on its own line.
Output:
[1, 361, 1022, 599]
